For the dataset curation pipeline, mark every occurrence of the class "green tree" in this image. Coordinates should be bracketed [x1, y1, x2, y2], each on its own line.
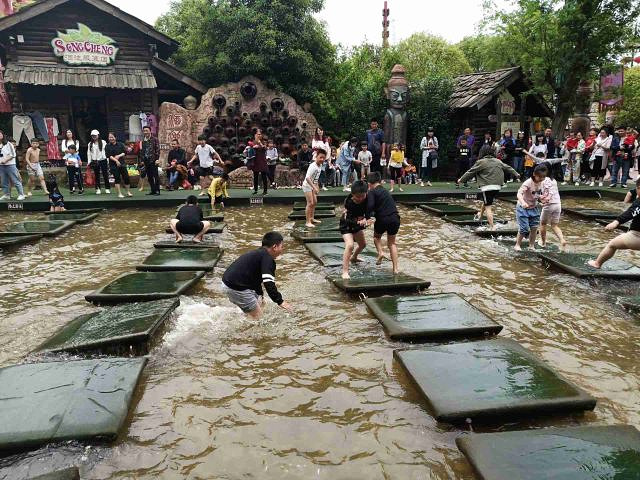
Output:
[614, 68, 640, 128]
[155, 0, 335, 104]
[457, 34, 516, 72]
[390, 33, 472, 79]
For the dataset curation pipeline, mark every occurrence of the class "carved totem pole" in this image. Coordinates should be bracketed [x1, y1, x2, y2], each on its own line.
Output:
[383, 64, 409, 150]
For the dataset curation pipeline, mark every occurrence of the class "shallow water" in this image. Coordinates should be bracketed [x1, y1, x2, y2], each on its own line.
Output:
[0, 194, 638, 479]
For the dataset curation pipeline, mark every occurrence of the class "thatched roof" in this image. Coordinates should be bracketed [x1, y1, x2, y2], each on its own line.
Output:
[449, 67, 522, 110]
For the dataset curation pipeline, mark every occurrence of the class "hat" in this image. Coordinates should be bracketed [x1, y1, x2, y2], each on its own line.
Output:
[91, 129, 99, 136]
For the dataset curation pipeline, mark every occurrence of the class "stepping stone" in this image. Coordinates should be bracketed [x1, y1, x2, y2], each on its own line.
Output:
[564, 207, 620, 220]
[85, 270, 205, 304]
[329, 270, 430, 293]
[292, 228, 344, 243]
[496, 238, 560, 253]
[304, 242, 378, 267]
[44, 208, 103, 215]
[394, 338, 596, 423]
[365, 293, 502, 340]
[442, 214, 507, 226]
[46, 212, 99, 224]
[0, 220, 75, 237]
[456, 425, 640, 480]
[288, 210, 336, 220]
[154, 240, 219, 249]
[29, 467, 80, 480]
[418, 203, 477, 216]
[596, 218, 629, 231]
[473, 227, 519, 238]
[499, 197, 518, 205]
[539, 252, 640, 279]
[0, 357, 147, 452]
[620, 295, 640, 313]
[293, 218, 340, 231]
[0, 234, 42, 249]
[401, 201, 445, 207]
[36, 299, 180, 354]
[165, 222, 226, 234]
[137, 247, 223, 272]
[293, 201, 334, 211]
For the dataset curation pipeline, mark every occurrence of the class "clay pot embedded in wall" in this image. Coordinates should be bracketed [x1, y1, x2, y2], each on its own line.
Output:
[230, 137, 238, 145]
[282, 126, 290, 136]
[220, 117, 228, 127]
[213, 94, 226, 110]
[238, 126, 247, 136]
[271, 97, 284, 112]
[225, 106, 234, 117]
[259, 102, 268, 112]
[301, 121, 308, 129]
[272, 117, 282, 127]
[240, 81, 257, 99]
[209, 136, 219, 145]
[274, 134, 283, 145]
[281, 143, 290, 154]
[260, 117, 269, 128]
[220, 137, 230, 148]
[267, 110, 274, 117]
[289, 135, 298, 144]
[214, 125, 224, 134]
[233, 116, 242, 125]
[250, 111, 260, 122]
[251, 127, 258, 135]
[238, 143, 246, 152]
[208, 116, 215, 126]
[266, 127, 275, 136]
[203, 127, 211, 137]
[295, 127, 301, 133]
[281, 109, 289, 118]
[224, 127, 235, 138]
[228, 145, 236, 155]
[287, 116, 297, 127]
[243, 119, 252, 128]
[242, 112, 249, 118]
[217, 148, 228, 158]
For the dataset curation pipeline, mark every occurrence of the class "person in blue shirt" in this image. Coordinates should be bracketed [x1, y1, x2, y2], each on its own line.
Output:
[337, 137, 357, 191]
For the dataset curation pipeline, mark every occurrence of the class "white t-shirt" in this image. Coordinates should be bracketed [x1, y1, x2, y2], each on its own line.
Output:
[303, 161, 323, 193]
[358, 150, 372, 166]
[529, 144, 547, 163]
[61, 139, 79, 154]
[195, 144, 216, 168]
[1, 142, 16, 165]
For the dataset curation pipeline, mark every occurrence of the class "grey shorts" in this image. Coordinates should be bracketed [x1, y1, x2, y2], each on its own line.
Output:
[540, 204, 561, 225]
[222, 282, 261, 313]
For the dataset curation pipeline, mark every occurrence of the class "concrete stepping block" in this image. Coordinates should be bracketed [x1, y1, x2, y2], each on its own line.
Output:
[293, 218, 340, 231]
[292, 228, 344, 243]
[394, 338, 596, 423]
[419, 203, 477, 216]
[85, 271, 205, 304]
[137, 248, 223, 272]
[564, 207, 620, 220]
[29, 467, 80, 480]
[365, 293, 502, 340]
[401, 201, 446, 207]
[154, 240, 219, 249]
[0, 234, 42, 249]
[36, 299, 179, 354]
[46, 212, 99, 224]
[0, 220, 75, 237]
[442, 214, 508, 226]
[293, 201, 334, 210]
[44, 208, 103, 215]
[620, 295, 640, 313]
[288, 210, 335, 220]
[496, 238, 560, 253]
[473, 227, 519, 238]
[456, 425, 640, 480]
[596, 218, 629, 231]
[329, 270, 430, 293]
[165, 222, 226, 234]
[0, 357, 147, 452]
[539, 252, 640, 279]
[304, 242, 378, 267]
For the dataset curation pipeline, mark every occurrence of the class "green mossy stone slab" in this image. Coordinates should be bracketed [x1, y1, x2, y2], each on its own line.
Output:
[0, 357, 147, 452]
[29, 467, 80, 480]
[44, 208, 103, 215]
[442, 215, 508, 226]
[596, 218, 630, 231]
[419, 204, 477, 216]
[288, 210, 336, 220]
[36, 299, 179, 353]
[304, 242, 378, 267]
[292, 228, 344, 243]
[539, 252, 640, 279]
[394, 338, 596, 423]
[85, 271, 206, 304]
[329, 270, 430, 293]
[365, 293, 502, 340]
[0, 221, 76, 237]
[496, 238, 560, 253]
[46, 212, 99, 224]
[619, 296, 640, 313]
[137, 248, 223, 272]
[401, 201, 446, 207]
[456, 425, 640, 480]
[564, 208, 620, 220]
[165, 222, 226, 234]
[0, 234, 42, 248]
[293, 201, 334, 210]
[473, 227, 519, 238]
[293, 218, 340, 232]
[154, 240, 219, 249]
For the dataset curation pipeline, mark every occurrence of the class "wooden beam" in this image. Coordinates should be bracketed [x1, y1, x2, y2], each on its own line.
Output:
[157, 89, 188, 96]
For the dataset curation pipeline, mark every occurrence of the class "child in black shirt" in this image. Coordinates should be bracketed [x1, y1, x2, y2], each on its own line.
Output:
[455, 138, 471, 188]
[340, 180, 369, 279]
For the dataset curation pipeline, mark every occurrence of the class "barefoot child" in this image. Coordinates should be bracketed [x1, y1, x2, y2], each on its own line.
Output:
[25, 138, 49, 196]
[45, 175, 65, 212]
[340, 180, 369, 279]
[366, 172, 401, 274]
[539, 167, 567, 248]
[209, 172, 230, 209]
[303, 148, 325, 227]
[588, 178, 640, 269]
[515, 164, 546, 251]
[170, 195, 211, 243]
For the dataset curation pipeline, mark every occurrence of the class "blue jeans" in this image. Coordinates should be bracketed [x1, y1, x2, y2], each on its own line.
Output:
[513, 156, 524, 175]
[0, 164, 25, 196]
[339, 164, 351, 186]
[516, 205, 540, 235]
[168, 171, 179, 186]
[610, 157, 631, 186]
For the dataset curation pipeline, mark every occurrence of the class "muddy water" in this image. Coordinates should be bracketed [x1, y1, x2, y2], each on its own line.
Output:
[0, 195, 638, 479]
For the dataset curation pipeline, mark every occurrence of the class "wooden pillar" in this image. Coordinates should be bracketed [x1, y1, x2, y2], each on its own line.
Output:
[495, 96, 502, 140]
[151, 89, 159, 115]
[519, 94, 526, 134]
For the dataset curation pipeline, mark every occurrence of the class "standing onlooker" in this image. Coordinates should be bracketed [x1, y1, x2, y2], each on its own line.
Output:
[498, 128, 516, 183]
[25, 138, 49, 196]
[87, 130, 109, 194]
[0, 132, 25, 200]
[564, 131, 585, 186]
[610, 126, 633, 188]
[582, 128, 598, 184]
[250, 129, 269, 195]
[419, 127, 438, 187]
[337, 137, 357, 192]
[525, 133, 547, 178]
[328, 146, 338, 187]
[513, 131, 527, 178]
[358, 142, 372, 180]
[106, 132, 132, 198]
[388, 143, 408, 192]
[476, 131, 495, 156]
[266, 139, 279, 189]
[544, 127, 562, 181]
[138, 125, 161, 195]
[589, 127, 612, 187]
[296, 142, 312, 175]
[166, 139, 187, 190]
[188, 135, 222, 196]
[457, 127, 475, 165]
[366, 119, 385, 174]
[455, 137, 472, 188]
[61, 129, 82, 194]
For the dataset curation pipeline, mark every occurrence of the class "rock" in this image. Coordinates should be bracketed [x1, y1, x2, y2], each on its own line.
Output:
[158, 102, 193, 166]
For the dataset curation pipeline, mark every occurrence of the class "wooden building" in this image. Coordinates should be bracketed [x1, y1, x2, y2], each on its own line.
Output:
[0, 0, 206, 157]
[449, 67, 553, 143]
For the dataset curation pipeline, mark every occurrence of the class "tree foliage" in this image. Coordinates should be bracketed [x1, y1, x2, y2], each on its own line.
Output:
[155, 0, 335, 103]
[457, 34, 516, 72]
[614, 68, 640, 128]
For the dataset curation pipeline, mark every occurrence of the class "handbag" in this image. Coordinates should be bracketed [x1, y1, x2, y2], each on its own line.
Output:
[84, 166, 95, 187]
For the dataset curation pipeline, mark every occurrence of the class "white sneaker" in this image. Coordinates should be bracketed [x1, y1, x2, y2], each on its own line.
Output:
[342, 187, 351, 192]
[561, 181, 567, 185]
[26, 192, 32, 197]
[105, 189, 110, 194]
[322, 186, 328, 191]
[575, 182, 580, 186]
[598, 182, 603, 187]
[96, 189, 101, 194]
[118, 194, 124, 198]
[589, 181, 595, 186]
[0, 194, 8, 200]
[420, 182, 425, 187]
[17, 194, 25, 200]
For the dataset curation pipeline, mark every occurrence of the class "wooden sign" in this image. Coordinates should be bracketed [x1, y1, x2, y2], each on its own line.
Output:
[7, 201, 23, 210]
[249, 196, 263, 206]
[52, 23, 118, 66]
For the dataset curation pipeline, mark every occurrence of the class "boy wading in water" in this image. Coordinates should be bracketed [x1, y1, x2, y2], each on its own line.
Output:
[303, 148, 326, 228]
[458, 145, 520, 230]
[515, 164, 546, 251]
[340, 180, 369, 279]
[588, 178, 640, 269]
[25, 138, 49, 196]
[366, 172, 401, 274]
[222, 231, 294, 319]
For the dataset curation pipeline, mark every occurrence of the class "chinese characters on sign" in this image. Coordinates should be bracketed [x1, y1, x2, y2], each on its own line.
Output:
[51, 23, 118, 66]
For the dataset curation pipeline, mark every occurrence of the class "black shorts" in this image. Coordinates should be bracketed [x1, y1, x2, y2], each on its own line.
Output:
[479, 190, 498, 206]
[110, 163, 130, 185]
[374, 214, 400, 237]
[176, 221, 204, 235]
[339, 219, 365, 235]
[198, 166, 213, 177]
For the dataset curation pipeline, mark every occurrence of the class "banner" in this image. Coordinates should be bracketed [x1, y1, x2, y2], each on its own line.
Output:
[51, 23, 118, 66]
